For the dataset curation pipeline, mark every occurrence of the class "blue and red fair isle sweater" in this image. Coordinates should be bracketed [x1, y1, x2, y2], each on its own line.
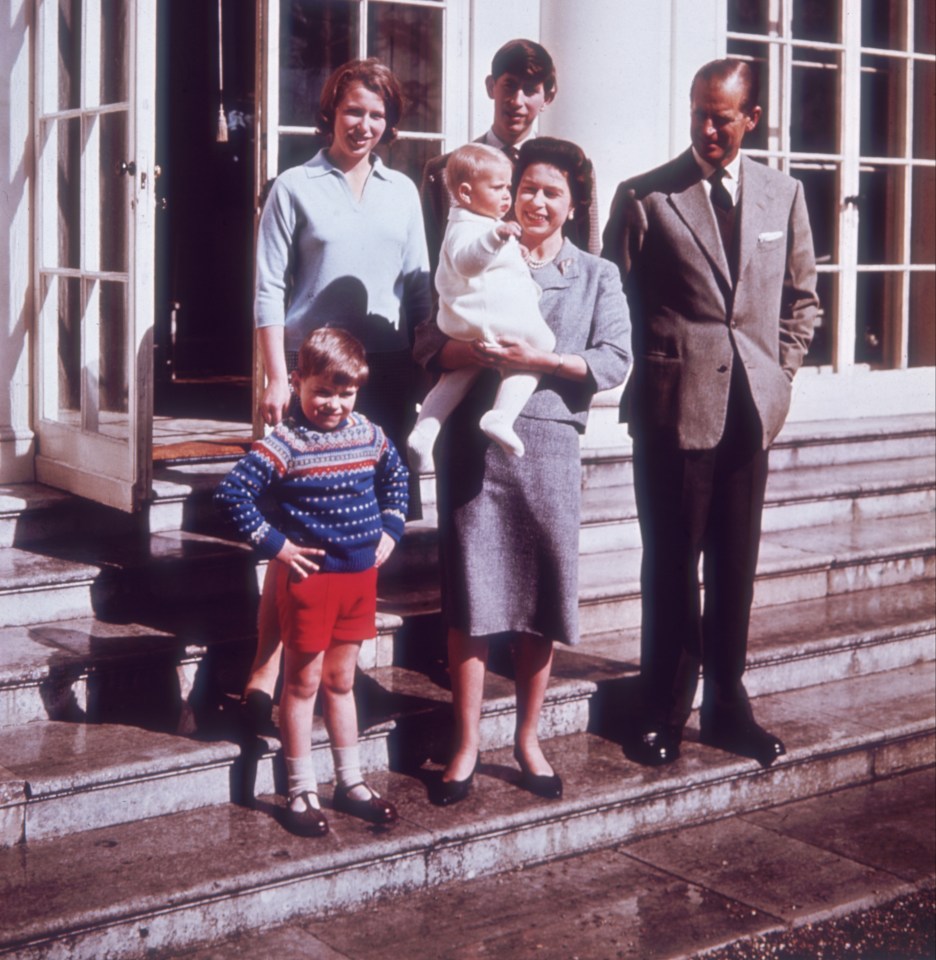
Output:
[214, 410, 409, 572]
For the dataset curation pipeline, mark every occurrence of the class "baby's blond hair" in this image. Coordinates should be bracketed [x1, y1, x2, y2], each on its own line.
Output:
[444, 143, 512, 203]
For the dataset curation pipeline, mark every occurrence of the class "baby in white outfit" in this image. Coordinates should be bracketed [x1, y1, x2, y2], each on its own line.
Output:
[407, 143, 555, 473]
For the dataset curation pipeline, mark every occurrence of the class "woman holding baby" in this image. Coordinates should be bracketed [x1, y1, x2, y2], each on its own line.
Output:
[415, 137, 632, 805]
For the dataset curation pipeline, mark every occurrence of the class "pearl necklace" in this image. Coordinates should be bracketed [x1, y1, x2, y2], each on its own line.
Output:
[527, 252, 557, 270]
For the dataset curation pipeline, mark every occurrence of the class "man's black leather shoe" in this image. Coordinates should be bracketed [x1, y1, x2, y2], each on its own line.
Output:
[700, 717, 785, 768]
[629, 725, 681, 767]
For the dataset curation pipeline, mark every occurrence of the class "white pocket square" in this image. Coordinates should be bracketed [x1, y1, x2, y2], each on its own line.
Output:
[758, 230, 784, 243]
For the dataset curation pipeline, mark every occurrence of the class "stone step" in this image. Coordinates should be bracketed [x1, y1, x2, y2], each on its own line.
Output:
[578, 453, 935, 554]
[562, 579, 935, 714]
[1, 660, 931, 959]
[0, 606, 402, 730]
[0, 711, 395, 847]
[578, 510, 936, 636]
[0, 656, 591, 846]
[579, 412, 936, 489]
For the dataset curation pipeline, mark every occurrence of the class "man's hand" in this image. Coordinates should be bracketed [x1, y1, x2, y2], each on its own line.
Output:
[375, 532, 397, 568]
[275, 540, 326, 579]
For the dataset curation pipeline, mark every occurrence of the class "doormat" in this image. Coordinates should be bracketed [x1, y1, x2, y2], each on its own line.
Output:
[153, 438, 252, 463]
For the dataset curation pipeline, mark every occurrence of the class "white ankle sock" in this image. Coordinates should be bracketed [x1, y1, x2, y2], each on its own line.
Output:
[480, 411, 525, 457]
[286, 754, 320, 808]
[332, 744, 373, 800]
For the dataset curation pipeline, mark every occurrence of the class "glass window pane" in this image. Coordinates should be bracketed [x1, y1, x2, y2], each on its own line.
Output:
[281, 0, 357, 129]
[367, 3, 443, 134]
[859, 165, 903, 264]
[59, 0, 82, 111]
[908, 270, 936, 365]
[913, 60, 936, 159]
[57, 276, 82, 417]
[58, 117, 81, 269]
[100, 111, 129, 272]
[100, 0, 129, 104]
[793, 0, 839, 43]
[728, 0, 769, 34]
[915, 0, 936, 53]
[726, 40, 769, 151]
[860, 54, 907, 156]
[855, 270, 900, 365]
[793, 166, 838, 264]
[379, 137, 442, 189]
[99, 281, 129, 420]
[912, 166, 935, 264]
[803, 271, 834, 365]
[276, 132, 328, 174]
[791, 51, 839, 153]
[862, 0, 906, 50]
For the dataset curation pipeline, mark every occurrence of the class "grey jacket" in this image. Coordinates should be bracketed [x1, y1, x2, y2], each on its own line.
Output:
[602, 148, 818, 450]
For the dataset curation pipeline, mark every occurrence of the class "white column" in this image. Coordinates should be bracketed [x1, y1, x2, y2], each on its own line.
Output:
[539, 0, 723, 227]
[0, 0, 34, 483]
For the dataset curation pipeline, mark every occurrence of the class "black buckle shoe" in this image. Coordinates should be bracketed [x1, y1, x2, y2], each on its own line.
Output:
[333, 783, 399, 825]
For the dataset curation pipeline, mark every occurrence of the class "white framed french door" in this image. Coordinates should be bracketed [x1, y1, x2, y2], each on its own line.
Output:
[33, 0, 157, 511]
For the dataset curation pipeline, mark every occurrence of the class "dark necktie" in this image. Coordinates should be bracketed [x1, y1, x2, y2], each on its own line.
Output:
[709, 168, 737, 277]
[503, 145, 520, 164]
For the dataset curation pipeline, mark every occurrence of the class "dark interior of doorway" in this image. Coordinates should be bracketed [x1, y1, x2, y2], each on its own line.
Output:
[153, 0, 256, 443]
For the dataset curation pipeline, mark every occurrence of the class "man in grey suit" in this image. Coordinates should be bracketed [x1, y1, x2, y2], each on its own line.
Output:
[602, 59, 818, 768]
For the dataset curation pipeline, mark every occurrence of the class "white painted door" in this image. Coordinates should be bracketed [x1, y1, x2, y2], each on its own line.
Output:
[33, 0, 157, 511]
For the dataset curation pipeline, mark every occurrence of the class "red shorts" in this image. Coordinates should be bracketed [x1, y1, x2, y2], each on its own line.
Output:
[274, 564, 378, 654]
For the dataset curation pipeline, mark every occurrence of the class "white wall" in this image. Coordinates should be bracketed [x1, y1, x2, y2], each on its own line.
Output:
[0, 0, 33, 484]
[540, 0, 724, 228]
[467, 0, 541, 141]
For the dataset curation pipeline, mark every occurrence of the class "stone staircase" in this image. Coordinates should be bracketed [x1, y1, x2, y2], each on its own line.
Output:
[0, 401, 933, 959]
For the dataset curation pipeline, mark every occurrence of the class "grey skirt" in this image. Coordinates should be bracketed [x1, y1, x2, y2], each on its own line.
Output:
[436, 379, 582, 644]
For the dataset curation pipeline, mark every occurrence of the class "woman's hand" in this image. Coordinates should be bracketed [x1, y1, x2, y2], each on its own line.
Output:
[275, 540, 326, 580]
[472, 337, 549, 373]
[260, 378, 291, 427]
[374, 532, 397, 568]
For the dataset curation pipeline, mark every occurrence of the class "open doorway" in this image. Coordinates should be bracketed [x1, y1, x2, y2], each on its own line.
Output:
[152, 0, 256, 460]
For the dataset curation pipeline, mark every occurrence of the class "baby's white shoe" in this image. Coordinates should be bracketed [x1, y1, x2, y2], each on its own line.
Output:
[480, 411, 525, 457]
[406, 422, 439, 475]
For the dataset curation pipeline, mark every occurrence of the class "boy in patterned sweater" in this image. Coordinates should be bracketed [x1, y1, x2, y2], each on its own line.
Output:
[215, 328, 408, 837]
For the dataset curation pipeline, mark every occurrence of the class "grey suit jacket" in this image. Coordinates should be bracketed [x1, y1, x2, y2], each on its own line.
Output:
[602, 148, 818, 450]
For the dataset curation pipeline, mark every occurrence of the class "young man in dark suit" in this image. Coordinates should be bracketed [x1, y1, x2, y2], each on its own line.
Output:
[602, 59, 819, 769]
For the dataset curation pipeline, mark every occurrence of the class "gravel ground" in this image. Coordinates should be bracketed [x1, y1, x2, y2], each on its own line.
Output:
[693, 887, 935, 960]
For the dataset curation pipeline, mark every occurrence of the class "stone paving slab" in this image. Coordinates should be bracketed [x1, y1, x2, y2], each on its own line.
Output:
[163, 768, 935, 960]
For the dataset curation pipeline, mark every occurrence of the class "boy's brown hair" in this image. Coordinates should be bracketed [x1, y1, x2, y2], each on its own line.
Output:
[296, 328, 369, 387]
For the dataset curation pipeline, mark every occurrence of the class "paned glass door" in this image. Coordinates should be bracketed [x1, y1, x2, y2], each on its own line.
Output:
[33, 0, 157, 510]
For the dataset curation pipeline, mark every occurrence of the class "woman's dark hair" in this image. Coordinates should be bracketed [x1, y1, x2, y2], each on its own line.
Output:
[490, 39, 557, 100]
[296, 327, 369, 387]
[318, 58, 404, 144]
[513, 137, 594, 249]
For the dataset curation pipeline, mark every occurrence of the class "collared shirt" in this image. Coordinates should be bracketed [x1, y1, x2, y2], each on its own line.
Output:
[692, 146, 742, 206]
[255, 149, 431, 353]
[481, 127, 538, 156]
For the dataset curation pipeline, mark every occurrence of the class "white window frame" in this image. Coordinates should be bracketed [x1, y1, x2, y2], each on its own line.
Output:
[727, 0, 936, 373]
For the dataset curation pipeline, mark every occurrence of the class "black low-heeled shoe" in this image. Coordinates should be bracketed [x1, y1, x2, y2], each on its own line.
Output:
[333, 782, 399, 825]
[284, 791, 329, 837]
[240, 690, 274, 733]
[431, 755, 479, 807]
[514, 747, 563, 800]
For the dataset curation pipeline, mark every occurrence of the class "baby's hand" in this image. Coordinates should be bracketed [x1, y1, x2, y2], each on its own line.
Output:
[275, 540, 326, 580]
[375, 532, 396, 568]
[494, 221, 522, 243]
